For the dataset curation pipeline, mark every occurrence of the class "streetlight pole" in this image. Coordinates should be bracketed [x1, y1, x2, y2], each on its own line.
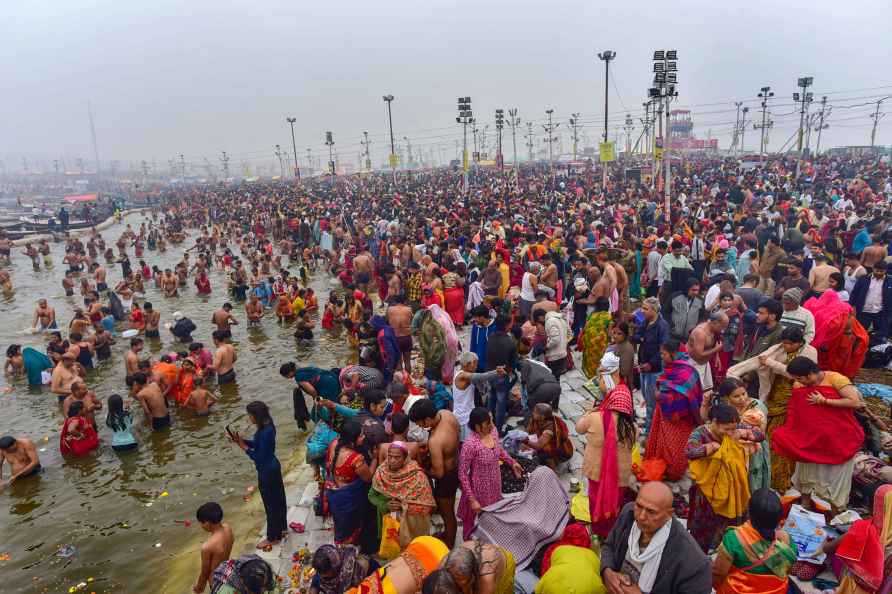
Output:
[794, 76, 814, 180]
[324, 131, 335, 180]
[740, 107, 749, 153]
[495, 109, 505, 171]
[286, 117, 300, 180]
[456, 97, 473, 194]
[361, 131, 372, 172]
[275, 144, 284, 178]
[757, 86, 773, 162]
[569, 113, 580, 161]
[383, 95, 396, 183]
[870, 97, 890, 148]
[814, 96, 830, 155]
[507, 108, 520, 175]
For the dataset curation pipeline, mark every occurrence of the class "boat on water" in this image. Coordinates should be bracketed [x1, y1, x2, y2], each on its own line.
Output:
[18, 214, 96, 231]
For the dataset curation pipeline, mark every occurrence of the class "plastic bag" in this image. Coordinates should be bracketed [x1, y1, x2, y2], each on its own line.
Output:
[378, 513, 401, 560]
[783, 504, 828, 563]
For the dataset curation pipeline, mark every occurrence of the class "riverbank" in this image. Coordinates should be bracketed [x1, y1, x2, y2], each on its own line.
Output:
[9, 207, 150, 246]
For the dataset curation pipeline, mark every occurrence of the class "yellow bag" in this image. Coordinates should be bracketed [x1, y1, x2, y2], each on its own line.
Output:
[378, 513, 401, 560]
[631, 443, 642, 467]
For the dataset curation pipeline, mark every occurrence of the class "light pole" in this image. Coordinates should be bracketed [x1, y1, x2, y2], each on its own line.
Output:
[794, 76, 814, 179]
[507, 108, 520, 175]
[324, 131, 335, 179]
[569, 113, 580, 161]
[870, 97, 890, 148]
[732, 102, 743, 154]
[740, 107, 750, 153]
[403, 136, 413, 167]
[597, 50, 616, 143]
[495, 109, 505, 170]
[361, 131, 372, 172]
[456, 97, 473, 193]
[383, 95, 396, 182]
[814, 97, 830, 155]
[220, 151, 229, 179]
[275, 144, 284, 178]
[651, 49, 678, 222]
[286, 117, 300, 180]
[757, 86, 774, 162]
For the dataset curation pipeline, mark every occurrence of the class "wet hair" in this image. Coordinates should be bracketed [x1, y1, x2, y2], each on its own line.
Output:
[130, 337, 143, 347]
[467, 407, 491, 431]
[238, 557, 274, 594]
[0, 436, 15, 450]
[126, 372, 148, 387]
[749, 488, 783, 541]
[196, 501, 224, 524]
[786, 356, 820, 377]
[391, 411, 410, 435]
[330, 420, 368, 475]
[105, 394, 131, 432]
[708, 402, 740, 424]
[6, 344, 21, 358]
[279, 361, 297, 377]
[68, 400, 85, 417]
[780, 326, 805, 343]
[246, 401, 273, 426]
[212, 330, 228, 342]
[829, 271, 845, 291]
[408, 398, 437, 423]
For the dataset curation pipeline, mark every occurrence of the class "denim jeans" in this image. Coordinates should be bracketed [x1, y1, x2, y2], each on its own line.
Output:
[640, 372, 660, 434]
[488, 377, 510, 435]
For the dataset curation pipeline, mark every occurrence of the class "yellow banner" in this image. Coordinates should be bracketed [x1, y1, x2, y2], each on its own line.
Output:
[389, 153, 399, 168]
[462, 149, 469, 171]
[599, 141, 615, 163]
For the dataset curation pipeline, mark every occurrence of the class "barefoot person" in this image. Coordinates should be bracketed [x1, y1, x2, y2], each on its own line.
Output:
[211, 330, 237, 384]
[0, 435, 41, 491]
[192, 501, 235, 594]
[409, 399, 461, 548]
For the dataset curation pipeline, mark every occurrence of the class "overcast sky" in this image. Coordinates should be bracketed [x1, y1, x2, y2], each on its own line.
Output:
[3, 0, 891, 175]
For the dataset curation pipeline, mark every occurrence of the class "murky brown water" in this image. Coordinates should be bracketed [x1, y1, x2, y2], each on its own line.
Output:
[0, 213, 349, 594]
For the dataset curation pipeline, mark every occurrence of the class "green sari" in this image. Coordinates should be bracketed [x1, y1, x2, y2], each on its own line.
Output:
[581, 311, 612, 378]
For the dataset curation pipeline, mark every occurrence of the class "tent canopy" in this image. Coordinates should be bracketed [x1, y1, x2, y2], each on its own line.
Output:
[63, 193, 97, 204]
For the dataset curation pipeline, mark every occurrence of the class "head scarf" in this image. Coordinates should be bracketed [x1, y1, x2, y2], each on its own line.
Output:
[598, 351, 621, 391]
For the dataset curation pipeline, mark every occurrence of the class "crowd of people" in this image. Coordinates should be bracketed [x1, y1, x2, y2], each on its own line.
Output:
[2, 151, 892, 593]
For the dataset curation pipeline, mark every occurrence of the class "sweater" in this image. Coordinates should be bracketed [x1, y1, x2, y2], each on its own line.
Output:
[599, 503, 712, 594]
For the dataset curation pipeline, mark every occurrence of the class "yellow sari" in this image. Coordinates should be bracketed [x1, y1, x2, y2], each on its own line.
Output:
[689, 436, 751, 519]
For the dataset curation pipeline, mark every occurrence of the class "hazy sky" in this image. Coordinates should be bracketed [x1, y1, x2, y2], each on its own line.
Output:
[3, 0, 892, 175]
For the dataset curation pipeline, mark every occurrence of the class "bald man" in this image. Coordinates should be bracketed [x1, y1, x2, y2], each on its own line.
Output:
[600, 482, 711, 594]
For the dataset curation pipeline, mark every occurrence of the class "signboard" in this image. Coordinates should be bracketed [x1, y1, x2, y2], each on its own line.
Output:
[462, 150, 469, 171]
[599, 141, 615, 163]
[389, 153, 399, 169]
[654, 137, 664, 160]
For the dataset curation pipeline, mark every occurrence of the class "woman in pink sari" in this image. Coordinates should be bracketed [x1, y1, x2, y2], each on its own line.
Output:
[429, 303, 459, 384]
[575, 352, 637, 538]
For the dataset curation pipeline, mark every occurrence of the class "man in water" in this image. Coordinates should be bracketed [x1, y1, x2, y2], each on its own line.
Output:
[211, 303, 238, 339]
[245, 293, 264, 327]
[211, 330, 237, 384]
[33, 298, 57, 330]
[408, 398, 460, 548]
[50, 352, 79, 403]
[144, 302, 161, 338]
[129, 372, 170, 431]
[125, 337, 144, 376]
[0, 435, 41, 491]
[192, 501, 234, 594]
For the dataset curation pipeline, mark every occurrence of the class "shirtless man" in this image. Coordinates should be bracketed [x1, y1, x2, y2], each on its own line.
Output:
[192, 502, 234, 594]
[0, 235, 11, 264]
[130, 372, 171, 431]
[0, 435, 41, 491]
[125, 337, 144, 376]
[211, 330, 237, 384]
[245, 293, 264, 327]
[186, 377, 217, 416]
[211, 303, 238, 340]
[33, 298, 57, 330]
[144, 302, 161, 338]
[861, 234, 888, 270]
[539, 253, 558, 296]
[386, 294, 414, 372]
[408, 399, 461, 547]
[51, 353, 80, 403]
[93, 262, 108, 292]
[687, 312, 728, 396]
[353, 249, 375, 296]
[63, 380, 102, 420]
[162, 269, 179, 297]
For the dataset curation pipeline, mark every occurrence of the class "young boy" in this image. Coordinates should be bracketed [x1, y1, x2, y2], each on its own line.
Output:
[186, 377, 217, 416]
[193, 502, 234, 594]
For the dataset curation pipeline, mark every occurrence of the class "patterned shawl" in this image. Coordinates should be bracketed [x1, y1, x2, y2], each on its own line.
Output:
[656, 353, 704, 424]
[371, 458, 435, 510]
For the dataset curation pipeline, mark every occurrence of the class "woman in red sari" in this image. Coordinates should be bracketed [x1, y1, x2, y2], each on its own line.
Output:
[60, 401, 99, 457]
[441, 263, 465, 326]
[645, 339, 706, 481]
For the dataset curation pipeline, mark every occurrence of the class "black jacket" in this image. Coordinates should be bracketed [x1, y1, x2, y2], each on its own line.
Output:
[485, 331, 517, 371]
[599, 502, 712, 594]
[850, 274, 892, 318]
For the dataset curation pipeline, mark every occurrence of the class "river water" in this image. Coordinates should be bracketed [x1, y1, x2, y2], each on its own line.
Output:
[0, 213, 349, 594]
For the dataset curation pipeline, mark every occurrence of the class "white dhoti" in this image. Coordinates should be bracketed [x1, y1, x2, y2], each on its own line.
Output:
[690, 358, 714, 392]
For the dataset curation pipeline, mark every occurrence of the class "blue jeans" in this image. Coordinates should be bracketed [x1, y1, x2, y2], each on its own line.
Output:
[640, 372, 660, 434]
[488, 377, 510, 435]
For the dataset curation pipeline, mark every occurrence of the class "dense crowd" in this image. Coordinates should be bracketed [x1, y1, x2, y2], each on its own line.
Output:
[2, 152, 892, 594]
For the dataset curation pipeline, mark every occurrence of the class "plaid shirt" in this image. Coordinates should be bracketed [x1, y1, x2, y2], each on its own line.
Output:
[405, 272, 423, 302]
